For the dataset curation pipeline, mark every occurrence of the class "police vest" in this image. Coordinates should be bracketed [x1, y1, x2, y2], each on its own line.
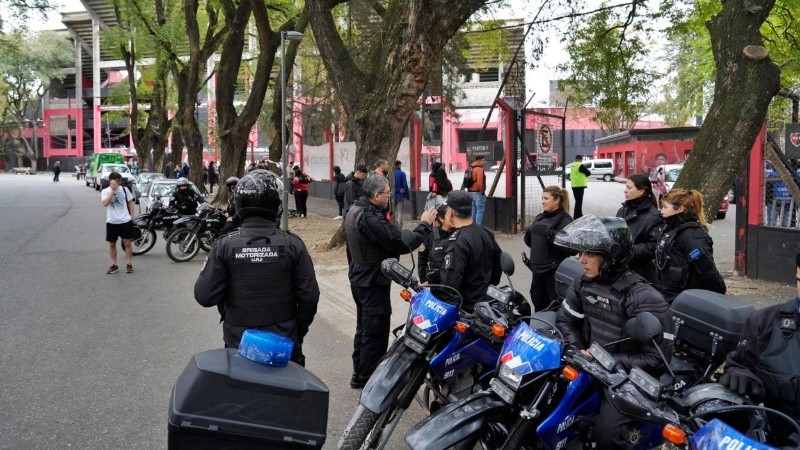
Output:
[655, 222, 700, 289]
[222, 230, 295, 327]
[570, 163, 588, 188]
[579, 271, 644, 349]
[755, 301, 800, 417]
[344, 204, 384, 266]
[426, 227, 451, 283]
[528, 213, 567, 271]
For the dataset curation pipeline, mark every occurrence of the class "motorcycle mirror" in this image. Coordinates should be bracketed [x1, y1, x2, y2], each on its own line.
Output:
[624, 312, 663, 344]
[500, 252, 515, 276]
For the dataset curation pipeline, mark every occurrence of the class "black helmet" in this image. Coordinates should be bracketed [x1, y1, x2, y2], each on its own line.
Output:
[176, 177, 190, 187]
[234, 170, 281, 219]
[225, 176, 239, 188]
[554, 215, 633, 279]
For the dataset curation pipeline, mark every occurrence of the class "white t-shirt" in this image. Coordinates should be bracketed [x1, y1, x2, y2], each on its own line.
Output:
[101, 186, 133, 224]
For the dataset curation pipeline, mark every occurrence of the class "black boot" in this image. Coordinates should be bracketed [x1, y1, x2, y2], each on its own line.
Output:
[350, 372, 366, 389]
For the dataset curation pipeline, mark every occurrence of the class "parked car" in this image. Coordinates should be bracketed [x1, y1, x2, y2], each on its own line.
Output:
[651, 163, 729, 219]
[94, 163, 135, 191]
[564, 158, 616, 182]
[140, 179, 203, 213]
[133, 172, 166, 203]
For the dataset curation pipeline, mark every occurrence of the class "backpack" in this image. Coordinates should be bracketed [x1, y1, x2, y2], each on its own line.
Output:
[462, 166, 475, 189]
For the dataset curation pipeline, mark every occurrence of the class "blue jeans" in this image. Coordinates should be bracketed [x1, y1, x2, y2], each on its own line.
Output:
[470, 191, 486, 225]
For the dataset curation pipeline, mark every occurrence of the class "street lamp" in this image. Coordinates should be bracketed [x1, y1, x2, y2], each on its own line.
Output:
[281, 30, 304, 230]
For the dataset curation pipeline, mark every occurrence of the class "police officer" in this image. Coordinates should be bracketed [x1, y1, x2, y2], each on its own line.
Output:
[170, 177, 202, 215]
[194, 170, 319, 366]
[345, 175, 436, 388]
[554, 215, 671, 449]
[524, 185, 574, 311]
[616, 174, 663, 283]
[720, 252, 800, 443]
[655, 188, 725, 302]
[418, 204, 453, 284]
[218, 176, 241, 235]
[439, 190, 502, 311]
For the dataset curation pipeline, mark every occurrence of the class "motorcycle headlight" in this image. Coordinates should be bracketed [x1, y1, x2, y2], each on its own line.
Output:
[490, 377, 517, 404]
[407, 324, 431, 344]
[629, 367, 663, 400]
[498, 364, 523, 390]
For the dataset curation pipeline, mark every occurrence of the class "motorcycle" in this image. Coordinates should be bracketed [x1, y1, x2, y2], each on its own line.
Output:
[165, 202, 226, 262]
[130, 199, 182, 255]
[337, 254, 528, 450]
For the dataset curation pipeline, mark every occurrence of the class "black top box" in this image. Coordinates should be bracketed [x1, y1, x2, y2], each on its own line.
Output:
[168, 348, 329, 449]
[671, 289, 754, 363]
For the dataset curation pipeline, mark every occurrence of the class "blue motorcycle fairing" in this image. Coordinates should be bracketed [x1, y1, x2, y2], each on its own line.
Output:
[409, 290, 458, 335]
[429, 330, 498, 389]
[499, 322, 562, 375]
[360, 343, 422, 414]
[691, 418, 777, 450]
[404, 391, 507, 450]
[537, 372, 600, 450]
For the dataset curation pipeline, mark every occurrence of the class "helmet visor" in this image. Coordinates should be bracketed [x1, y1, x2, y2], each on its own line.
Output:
[554, 215, 623, 256]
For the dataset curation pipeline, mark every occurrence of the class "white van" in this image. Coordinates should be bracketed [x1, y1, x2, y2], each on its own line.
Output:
[564, 158, 616, 182]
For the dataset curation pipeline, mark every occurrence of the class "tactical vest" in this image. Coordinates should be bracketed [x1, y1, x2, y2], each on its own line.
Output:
[755, 301, 800, 417]
[222, 230, 295, 327]
[528, 213, 566, 271]
[655, 222, 699, 289]
[426, 227, 451, 283]
[344, 204, 384, 266]
[579, 271, 644, 349]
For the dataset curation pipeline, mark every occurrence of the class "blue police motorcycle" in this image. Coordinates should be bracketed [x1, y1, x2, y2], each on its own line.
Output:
[337, 256, 528, 450]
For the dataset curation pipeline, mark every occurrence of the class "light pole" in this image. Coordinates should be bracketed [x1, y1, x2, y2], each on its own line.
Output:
[281, 30, 304, 230]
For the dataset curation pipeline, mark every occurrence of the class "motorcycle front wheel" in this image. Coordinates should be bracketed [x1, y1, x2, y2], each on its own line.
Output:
[131, 228, 157, 255]
[166, 229, 200, 262]
[199, 230, 214, 252]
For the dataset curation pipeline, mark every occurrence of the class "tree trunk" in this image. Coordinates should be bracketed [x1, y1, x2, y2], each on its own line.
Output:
[676, 0, 780, 221]
[309, 0, 488, 247]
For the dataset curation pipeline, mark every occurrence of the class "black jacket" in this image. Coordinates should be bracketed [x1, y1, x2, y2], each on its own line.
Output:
[344, 174, 364, 215]
[170, 189, 202, 215]
[523, 209, 574, 275]
[440, 222, 502, 310]
[556, 274, 672, 375]
[418, 227, 453, 283]
[656, 214, 726, 302]
[346, 198, 431, 288]
[194, 216, 319, 346]
[616, 196, 663, 282]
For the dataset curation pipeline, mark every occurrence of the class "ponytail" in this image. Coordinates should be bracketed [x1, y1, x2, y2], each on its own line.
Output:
[663, 188, 708, 229]
[543, 185, 570, 214]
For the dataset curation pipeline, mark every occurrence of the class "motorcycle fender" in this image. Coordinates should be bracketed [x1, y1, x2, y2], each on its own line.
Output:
[173, 217, 193, 226]
[404, 391, 506, 450]
[360, 345, 421, 414]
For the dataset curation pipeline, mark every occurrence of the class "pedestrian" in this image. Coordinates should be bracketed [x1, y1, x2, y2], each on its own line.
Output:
[333, 165, 347, 220]
[194, 170, 319, 366]
[345, 175, 436, 388]
[439, 190, 502, 311]
[202, 161, 209, 187]
[100, 172, 136, 274]
[523, 186, 574, 311]
[393, 160, 410, 228]
[719, 252, 800, 446]
[344, 164, 368, 217]
[425, 162, 452, 209]
[655, 188, 726, 302]
[131, 160, 139, 176]
[291, 168, 313, 218]
[163, 161, 172, 178]
[616, 174, 664, 282]
[373, 158, 389, 177]
[570, 155, 591, 219]
[182, 162, 190, 178]
[52, 161, 61, 182]
[207, 161, 219, 194]
[418, 204, 454, 284]
[464, 155, 487, 225]
[554, 215, 672, 449]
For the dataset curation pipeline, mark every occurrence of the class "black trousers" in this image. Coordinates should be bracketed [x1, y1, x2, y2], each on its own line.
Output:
[572, 187, 586, 219]
[351, 284, 391, 379]
[294, 191, 309, 216]
[594, 395, 637, 449]
[530, 269, 558, 312]
[335, 195, 345, 216]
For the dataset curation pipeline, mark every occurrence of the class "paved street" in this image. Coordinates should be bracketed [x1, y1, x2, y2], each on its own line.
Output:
[0, 173, 794, 449]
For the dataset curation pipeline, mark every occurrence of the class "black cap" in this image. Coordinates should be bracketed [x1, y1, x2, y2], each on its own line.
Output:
[445, 190, 472, 216]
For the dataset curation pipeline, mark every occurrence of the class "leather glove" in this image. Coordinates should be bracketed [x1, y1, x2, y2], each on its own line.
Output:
[719, 372, 763, 398]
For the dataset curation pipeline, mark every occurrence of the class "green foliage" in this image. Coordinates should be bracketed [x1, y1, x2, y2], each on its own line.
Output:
[557, 4, 658, 132]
